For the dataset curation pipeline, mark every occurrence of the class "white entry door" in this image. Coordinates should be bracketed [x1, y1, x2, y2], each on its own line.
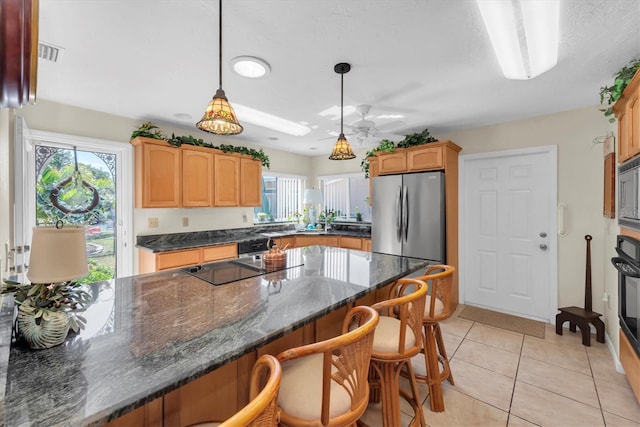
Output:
[460, 146, 557, 322]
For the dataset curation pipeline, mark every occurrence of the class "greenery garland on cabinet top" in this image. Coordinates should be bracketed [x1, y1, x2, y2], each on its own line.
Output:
[131, 122, 271, 169]
[360, 128, 438, 178]
[599, 58, 640, 123]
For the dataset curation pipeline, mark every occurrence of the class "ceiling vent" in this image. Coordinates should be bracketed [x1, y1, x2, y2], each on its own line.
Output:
[38, 42, 64, 63]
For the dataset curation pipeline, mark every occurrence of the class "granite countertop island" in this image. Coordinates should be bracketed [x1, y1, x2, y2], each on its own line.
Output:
[0, 246, 428, 426]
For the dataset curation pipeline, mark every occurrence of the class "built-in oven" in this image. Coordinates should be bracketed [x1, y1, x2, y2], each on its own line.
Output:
[618, 157, 640, 229]
[611, 235, 640, 357]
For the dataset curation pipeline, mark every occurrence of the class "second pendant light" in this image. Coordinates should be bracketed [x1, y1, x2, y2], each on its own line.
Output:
[329, 63, 356, 160]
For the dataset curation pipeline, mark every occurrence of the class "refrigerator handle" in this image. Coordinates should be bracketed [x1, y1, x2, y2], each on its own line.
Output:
[395, 186, 402, 242]
[402, 185, 409, 242]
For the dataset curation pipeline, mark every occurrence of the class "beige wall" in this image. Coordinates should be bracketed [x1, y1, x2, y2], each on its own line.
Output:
[435, 106, 620, 353]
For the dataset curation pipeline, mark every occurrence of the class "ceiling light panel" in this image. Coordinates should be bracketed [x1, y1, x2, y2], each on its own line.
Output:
[233, 104, 311, 136]
[476, 0, 559, 80]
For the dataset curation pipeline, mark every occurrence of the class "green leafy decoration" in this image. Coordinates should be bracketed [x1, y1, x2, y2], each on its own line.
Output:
[599, 58, 640, 122]
[131, 122, 165, 140]
[131, 123, 271, 169]
[360, 139, 397, 179]
[396, 128, 438, 148]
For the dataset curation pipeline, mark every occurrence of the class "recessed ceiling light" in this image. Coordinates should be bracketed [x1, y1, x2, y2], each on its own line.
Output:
[309, 147, 318, 151]
[174, 113, 192, 120]
[268, 137, 279, 141]
[231, 56, 271, 78]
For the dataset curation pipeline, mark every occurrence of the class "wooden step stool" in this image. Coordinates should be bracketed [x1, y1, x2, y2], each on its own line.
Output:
[555, 306, 604, 346]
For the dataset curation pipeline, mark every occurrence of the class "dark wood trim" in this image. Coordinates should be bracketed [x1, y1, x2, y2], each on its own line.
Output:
[1, 0, 39, 108]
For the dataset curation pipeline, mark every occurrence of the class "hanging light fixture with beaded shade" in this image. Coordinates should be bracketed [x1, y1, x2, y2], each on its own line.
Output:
[329, 63, 356, 160]
[196, 0, 243, 135]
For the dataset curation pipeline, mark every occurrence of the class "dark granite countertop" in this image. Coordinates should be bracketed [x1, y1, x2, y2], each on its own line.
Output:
[136, 224, 372, 253]
[0, 246, 427, 426]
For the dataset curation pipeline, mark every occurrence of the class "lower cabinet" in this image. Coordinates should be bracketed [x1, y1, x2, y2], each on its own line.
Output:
[138, 244, 238, 274]
[103, 398, 163, 427]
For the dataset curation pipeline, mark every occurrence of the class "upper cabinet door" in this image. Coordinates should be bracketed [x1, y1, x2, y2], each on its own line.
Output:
[132, 138, 181, 208]
[182, 147, 213, 207]
[240, 158, 262, 207]
[214, 155, 240, 206]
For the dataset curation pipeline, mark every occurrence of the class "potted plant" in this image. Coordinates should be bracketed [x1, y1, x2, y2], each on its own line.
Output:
[257, 212, 267, 222]
[599, 58, 640, 122]
[355, 206, 363, 222]
[1, 279, 92, 349]
[360, 139, 396, 179]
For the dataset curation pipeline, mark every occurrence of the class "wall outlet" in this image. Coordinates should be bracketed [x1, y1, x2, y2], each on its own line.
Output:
[148, 218, 159, 228]
[182, 217, 189, 227]
[602, 292, 609, 302]
[242, 213, 247, 223]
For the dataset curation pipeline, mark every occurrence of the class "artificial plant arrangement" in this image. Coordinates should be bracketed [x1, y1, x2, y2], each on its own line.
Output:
[1, 279, 92, 349]
[130, 121, 166, 140]
[131, 122, 271, 168]
[599, 58, 640, 122]
[360, 129, 439, 178]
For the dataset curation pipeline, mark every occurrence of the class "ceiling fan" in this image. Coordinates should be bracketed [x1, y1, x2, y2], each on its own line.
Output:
[345, 105, 405, 145]
[319, 104, 404, 145]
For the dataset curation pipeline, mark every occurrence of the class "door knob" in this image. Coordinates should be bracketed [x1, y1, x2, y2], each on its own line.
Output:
[539, 232, 547, 238]
[539, 243, 548, 251]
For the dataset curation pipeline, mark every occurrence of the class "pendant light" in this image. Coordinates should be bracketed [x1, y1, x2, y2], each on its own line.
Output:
[329, 63, 356, 160]
[196, 0, 243, 135]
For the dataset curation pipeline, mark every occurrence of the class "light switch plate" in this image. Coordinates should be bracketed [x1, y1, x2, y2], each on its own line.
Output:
[182, 217, 189, 227]
[148, 218, 159, 228]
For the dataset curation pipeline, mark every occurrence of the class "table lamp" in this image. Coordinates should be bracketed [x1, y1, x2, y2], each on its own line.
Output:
[303, 189, 323, 226]
[27, 225, 89, 284]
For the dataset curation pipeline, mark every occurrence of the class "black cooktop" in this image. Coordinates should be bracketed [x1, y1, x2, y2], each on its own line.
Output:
[182, 256, 303, 286]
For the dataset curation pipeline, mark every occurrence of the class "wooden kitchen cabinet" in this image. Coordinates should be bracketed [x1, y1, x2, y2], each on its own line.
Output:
[240, 157, 262, 206]
[132, 137, 181, 208]
[615, 70, 640, 163]
[132, 137, 263, 208]
[362, 238, 371, 252]
[202, 244, 237, 263]
[214, 155, 240, 206]
[138, 243, 237, 274]
[295, 235, 339, 247]
[407, 144, 444, 170]
[275, 236, 295, 249]
[182, 146, 213, 207]
[103, 398, 163, 427]
[339, 236, 362, 250]
[377, 151, 407, 174]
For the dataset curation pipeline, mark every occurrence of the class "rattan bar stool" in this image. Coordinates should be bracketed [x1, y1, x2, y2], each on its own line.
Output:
[275, 305, 379, 427]
[369, 278, 427, 427]
[414, 264, 456, 412]
[188, 353, 282, 427]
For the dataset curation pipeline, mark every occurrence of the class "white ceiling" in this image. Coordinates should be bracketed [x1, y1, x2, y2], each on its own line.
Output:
[36, 0, 640, 156]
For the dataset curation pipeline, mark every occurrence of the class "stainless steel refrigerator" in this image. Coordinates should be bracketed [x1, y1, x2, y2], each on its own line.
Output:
[372, 171, 445, 261]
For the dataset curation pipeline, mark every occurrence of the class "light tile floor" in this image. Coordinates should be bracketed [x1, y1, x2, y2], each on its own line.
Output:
[360, 305, 640, 427]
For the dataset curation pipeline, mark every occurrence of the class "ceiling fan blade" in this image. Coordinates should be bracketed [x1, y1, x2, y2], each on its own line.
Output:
[376, 132, 405, 141]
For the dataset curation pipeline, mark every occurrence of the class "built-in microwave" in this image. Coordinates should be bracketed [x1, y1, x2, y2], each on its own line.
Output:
[619, 156, 640, 229]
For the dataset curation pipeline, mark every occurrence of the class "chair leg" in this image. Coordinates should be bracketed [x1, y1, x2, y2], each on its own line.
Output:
[371, 361, 402, 427]
[434, 323, 454, 385]
[401, 360, 426, 427]
[424, 324, 445, 412]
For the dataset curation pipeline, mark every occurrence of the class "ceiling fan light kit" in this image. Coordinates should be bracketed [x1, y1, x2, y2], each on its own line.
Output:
[197, 0, 243, 135]
[476, 0, 559, 80]
[329, 62, 356, 160]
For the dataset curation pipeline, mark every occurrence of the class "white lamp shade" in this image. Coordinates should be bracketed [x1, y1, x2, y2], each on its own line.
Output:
[27, 226, 89, 284]
[304, 189, 323, 204]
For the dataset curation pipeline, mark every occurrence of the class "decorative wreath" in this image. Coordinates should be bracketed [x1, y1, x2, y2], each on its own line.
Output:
[49, 147, 100, 215]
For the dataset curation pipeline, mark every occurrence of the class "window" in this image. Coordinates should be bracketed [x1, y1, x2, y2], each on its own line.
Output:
[255, 173, 306, 222]
[317, 173, 370, 221]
